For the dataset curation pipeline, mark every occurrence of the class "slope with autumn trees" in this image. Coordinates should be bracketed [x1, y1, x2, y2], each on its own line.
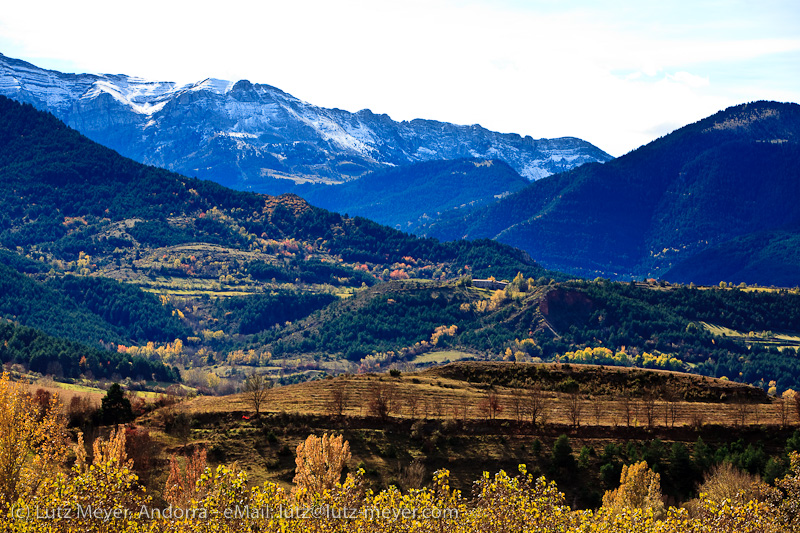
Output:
[0, 95, 561, 387]
[0, 95, 551, 282]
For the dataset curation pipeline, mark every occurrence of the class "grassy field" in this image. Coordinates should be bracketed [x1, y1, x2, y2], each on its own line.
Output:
[409, 350, 478, 365]
[25, 379, 168, 404]
[176, 363, 775, 426]
[701, 321, 800, 349]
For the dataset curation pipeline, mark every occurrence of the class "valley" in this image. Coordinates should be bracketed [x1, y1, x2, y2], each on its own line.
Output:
[1, 56, 800, 532]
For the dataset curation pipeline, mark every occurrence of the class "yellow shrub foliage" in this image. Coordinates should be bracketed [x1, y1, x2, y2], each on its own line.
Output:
[4, 370, 800, 532]
[560, 346, 684, 371]
[0, 372, 68, 511]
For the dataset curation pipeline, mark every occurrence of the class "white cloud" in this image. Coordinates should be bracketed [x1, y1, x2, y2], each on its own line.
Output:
[668, 71, 710, 88]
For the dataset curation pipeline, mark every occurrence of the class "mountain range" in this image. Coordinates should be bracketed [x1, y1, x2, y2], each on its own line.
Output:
[0, 94, 549, 281]
[2, 52, 799, 288]
[0, 53, 611, 191]
[426, 101, 800, 286]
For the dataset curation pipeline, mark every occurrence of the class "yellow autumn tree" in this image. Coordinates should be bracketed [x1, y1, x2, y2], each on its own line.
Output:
[69, 427, 147, 513]
[0, 372, 67, 510]
[293, 433, 351, 502]
[15, 426, 149, 532]
[775, 451, 800, 530]
[602, 460, 665, 518]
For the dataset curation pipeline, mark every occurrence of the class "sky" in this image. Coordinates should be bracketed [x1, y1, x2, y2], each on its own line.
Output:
[1, 0, 799, 156]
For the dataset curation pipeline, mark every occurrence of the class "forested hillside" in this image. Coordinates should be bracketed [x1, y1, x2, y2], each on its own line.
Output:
[426, 101, 800, 285]
[229, 275, 800, 392]
[0, 96, 552, 281]
[0, 96, 558, 389]
[269, 158, 531, 231]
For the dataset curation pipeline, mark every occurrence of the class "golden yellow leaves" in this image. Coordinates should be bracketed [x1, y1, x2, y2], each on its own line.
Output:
[293, 433, 351, 502]
[602, 461, 665, 518]
[0, 372, 67, 510]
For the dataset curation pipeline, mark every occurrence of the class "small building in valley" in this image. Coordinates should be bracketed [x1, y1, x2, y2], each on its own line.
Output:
[473, 279, 508, 290]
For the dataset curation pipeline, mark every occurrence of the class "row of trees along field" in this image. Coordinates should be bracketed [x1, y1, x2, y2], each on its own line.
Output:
[3, 372, 800, 532]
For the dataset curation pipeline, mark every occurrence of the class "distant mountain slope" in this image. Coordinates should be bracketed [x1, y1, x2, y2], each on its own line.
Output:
[426, 101, 800, 285]
[0, 95, 556, 282]
[0, 53, 612, 189]
[262, 158, 530, 231]
[664, 229, 800, 287]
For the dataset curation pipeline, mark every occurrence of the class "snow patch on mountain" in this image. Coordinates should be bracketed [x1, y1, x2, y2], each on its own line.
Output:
[0, 53, 613, 189]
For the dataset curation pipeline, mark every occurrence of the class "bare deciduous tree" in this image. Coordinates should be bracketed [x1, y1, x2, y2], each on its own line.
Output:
[734, 401, 750, 427]
[480, 391, 504, 420]
[326, 380, 348, 417]
[509, 395, 523, 423]
[404, 389, 421, 419]
[567, 390, 582, 428]
[621, 393, 636, 427]
[430, 395, 444, 419]
[591, 396, 603, 426]
[523, 385, 546, 427]
[778, 398, 791, 427]
[690, 411, 705, 430]
[642, 392, 657, 428]
[367, 382, 396, 420]
[243, 372, 272, 416]
[420, 398, 430, 420]
[621, 394, 631, 427]
[662, 389, 679, 428]
[456, 394, 470, 421]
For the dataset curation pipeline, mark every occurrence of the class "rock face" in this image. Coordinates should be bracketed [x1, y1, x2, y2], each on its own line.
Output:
[0, 54, 612, 190]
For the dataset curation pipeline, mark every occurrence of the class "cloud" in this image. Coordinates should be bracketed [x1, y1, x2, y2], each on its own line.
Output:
[668, 71, 711, 88]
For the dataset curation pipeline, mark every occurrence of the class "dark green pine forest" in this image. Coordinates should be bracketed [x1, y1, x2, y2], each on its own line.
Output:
[425, 101, 800, 286]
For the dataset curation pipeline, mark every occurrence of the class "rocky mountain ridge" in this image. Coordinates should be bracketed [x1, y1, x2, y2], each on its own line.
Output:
[0, 53, 612, 190]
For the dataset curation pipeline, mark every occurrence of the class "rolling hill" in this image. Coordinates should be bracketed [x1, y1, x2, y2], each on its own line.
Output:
[153, 360, 793, 508]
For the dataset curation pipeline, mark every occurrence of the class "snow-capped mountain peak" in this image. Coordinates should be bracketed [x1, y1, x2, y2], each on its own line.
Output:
[0, 53, 612, 189]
